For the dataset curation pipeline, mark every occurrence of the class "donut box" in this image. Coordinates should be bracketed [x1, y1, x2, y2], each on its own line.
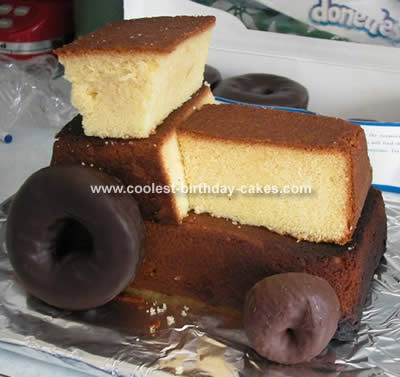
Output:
[124, 0, 400, 193]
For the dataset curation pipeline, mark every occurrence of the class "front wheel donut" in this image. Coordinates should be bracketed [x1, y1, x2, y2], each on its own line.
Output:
[6, 166, 145, 311]
[243, 273, 341, 365]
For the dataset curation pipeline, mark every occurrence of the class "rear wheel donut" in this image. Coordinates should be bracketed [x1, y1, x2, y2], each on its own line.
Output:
[6, 166, 145, 311]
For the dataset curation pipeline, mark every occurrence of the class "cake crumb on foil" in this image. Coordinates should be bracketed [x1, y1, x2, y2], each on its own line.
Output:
[149, 307, 157, 316]
[157, 303, 167, 314]
[149, 325, 156, 334]
[149, 319, 160, 335]
[181, 305, 190, 317]
[166, 315, 175, 327]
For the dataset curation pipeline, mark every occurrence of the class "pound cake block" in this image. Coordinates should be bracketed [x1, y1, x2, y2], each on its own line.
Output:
[178, 105, 372, 245]
[133, 188, 386, 341]
[52, 86, 214, 223]
[56, 16, 215, 138]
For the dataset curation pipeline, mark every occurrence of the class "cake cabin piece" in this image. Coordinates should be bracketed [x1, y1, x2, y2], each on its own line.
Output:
[56, 16, 215, 139]
[134, 188, 386, 341]
[52, 86, 214, 223]
[178, 105, 372, 245]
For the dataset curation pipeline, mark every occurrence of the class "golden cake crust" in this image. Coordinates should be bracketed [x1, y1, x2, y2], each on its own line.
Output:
[178, 104, 365, 149]
[178, 104, 372, 245]
[56, 16, 216, 56]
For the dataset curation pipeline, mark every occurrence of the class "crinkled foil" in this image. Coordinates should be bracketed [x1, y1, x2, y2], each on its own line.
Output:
[1, 193, 400, 377]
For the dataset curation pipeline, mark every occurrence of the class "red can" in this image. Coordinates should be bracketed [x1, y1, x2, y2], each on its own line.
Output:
[0, 0, 73, 60]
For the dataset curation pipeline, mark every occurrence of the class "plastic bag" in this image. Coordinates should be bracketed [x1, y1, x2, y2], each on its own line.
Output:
[192, 0, 400, 46]
[0, 54, 77, 136]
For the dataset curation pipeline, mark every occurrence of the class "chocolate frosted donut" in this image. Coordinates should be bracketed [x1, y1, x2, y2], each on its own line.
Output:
[244, 273, 340, 365]
[6, 166, 145, 311]
[214, 73, 309, 109]
[203, 64, 222, 90]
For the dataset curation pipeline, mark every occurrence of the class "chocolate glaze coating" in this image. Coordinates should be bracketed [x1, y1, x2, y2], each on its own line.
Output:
[214, 73, 309, 109]
[204, 64, 222, 90]
[6, 166, 145, 311]
[244, 273, 340, 365]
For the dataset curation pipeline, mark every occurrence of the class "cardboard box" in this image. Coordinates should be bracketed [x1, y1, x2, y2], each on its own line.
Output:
[124, 0, 400, 192]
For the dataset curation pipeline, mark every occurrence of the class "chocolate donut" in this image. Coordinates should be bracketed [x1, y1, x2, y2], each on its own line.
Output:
[203, 64, 222, 90]
[214, 73, 309, 109]
[243, 273, 340, 365]
[6, 166, 145, 311]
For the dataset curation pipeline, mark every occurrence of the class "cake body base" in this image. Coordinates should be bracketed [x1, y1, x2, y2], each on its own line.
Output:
[133, 188, 387, 341]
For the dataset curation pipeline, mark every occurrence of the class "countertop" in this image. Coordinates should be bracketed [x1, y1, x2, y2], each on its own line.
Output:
[0, 79, 103, 376]
[0, 349, 101, 377]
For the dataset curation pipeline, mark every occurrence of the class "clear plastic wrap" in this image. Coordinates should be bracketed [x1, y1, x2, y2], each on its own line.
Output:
[0, 54, 77, 134]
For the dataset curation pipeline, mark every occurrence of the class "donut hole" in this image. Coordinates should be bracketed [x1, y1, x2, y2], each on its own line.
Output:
[50, 218, 94, 262]
[286, 328, 297, 343]
[252, 87, 274, 95]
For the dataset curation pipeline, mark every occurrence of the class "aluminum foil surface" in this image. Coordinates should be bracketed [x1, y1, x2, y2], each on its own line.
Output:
[0, 193, 400, 377]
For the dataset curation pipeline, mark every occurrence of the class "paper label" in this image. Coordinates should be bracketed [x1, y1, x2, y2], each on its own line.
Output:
[359, 123, 400, 192]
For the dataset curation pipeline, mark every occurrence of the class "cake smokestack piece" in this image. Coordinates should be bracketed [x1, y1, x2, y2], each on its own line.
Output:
[56, 16, 215, 139]
[52, 86, 215, 223]
[178, 105, 372, 245]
